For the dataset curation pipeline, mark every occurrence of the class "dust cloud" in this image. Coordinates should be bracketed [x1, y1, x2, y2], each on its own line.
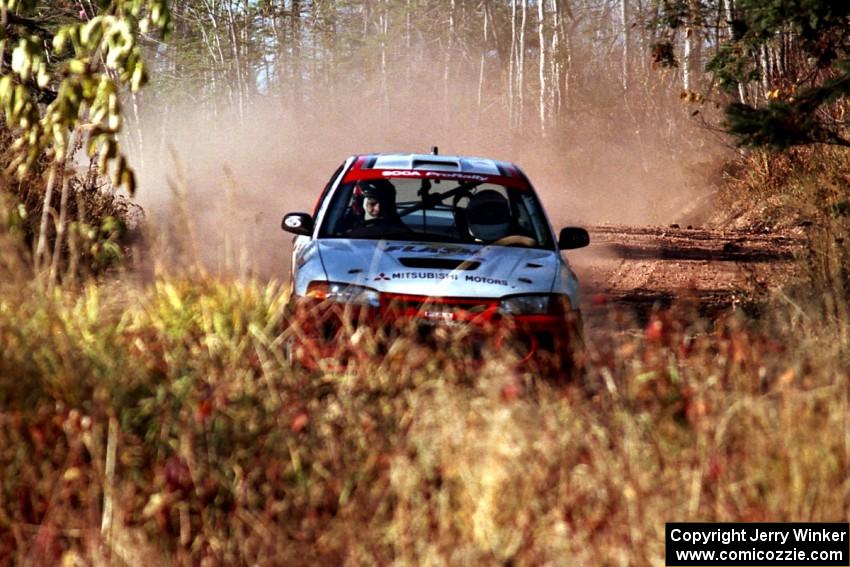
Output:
[130, 71, 727, 278]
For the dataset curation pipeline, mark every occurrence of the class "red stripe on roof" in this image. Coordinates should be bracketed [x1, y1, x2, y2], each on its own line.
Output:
[342, 168, 530, 189]
[502, 163, 520, 177]
[350, 156, 369, 171]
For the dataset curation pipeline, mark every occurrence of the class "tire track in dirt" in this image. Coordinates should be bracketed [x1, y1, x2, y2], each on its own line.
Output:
[569, 225, 804, 326]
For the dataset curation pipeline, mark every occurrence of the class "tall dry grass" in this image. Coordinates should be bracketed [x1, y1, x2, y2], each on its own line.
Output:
[1, 271, 849, 565]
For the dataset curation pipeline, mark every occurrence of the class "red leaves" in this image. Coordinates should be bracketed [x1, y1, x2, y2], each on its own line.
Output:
[195, 397, 213, 424]
[163, 456, 193, 494]
[290, 412, 309, 433]
[645, 317, 665, 343]
[645, 311, 677, 346]
[500, 378, 523, 402]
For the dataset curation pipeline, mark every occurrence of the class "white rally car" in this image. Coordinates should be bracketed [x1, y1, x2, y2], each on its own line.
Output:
[281, 152, 589, 377]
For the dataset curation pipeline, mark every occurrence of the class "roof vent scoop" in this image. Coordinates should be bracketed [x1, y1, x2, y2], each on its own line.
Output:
[431, 146, 439, 155]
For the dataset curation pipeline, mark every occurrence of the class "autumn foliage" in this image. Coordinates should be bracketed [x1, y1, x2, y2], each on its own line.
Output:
[0, 261, 847, 564]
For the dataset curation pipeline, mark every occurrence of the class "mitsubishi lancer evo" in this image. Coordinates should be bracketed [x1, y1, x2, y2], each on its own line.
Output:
[281, 151, 589, 378]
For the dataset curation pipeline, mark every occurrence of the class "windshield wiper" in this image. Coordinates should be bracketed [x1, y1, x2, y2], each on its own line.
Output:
[398, 181, 482, 218]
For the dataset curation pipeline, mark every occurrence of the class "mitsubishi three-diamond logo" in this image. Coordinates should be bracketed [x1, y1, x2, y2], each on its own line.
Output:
[374, 273, 391, 281]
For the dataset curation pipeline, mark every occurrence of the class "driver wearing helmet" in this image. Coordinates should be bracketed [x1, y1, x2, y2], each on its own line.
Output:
[363, 186, 388, 222]
[345, 180, 404, 230]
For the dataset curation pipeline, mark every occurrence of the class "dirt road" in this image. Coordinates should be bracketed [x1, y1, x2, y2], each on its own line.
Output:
[570, 225, 803, 325]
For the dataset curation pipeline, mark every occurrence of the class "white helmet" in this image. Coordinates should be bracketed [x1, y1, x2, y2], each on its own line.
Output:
[466, 190, 511, 242]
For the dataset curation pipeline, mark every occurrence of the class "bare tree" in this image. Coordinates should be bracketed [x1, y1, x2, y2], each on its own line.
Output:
[538, 0, 547, 133]
[622, 0, 630, 92]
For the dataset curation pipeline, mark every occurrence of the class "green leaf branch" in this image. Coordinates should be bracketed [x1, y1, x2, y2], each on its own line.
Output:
[0, 0, 170, 195]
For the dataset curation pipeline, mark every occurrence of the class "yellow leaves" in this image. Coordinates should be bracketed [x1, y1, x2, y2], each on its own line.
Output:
[0, 75, 12, 103]
[67, 58, 89, 75]
[163, 282, 185, 312]
[81, 74, 135, 194]
[2, 0, 36, 10]
[3, 3, 169, 195]
[11, 36, 44, 83]
[104, 17, 134, 70]
[777, 367, 796, 387]
[11, 84, 29, 125]
[96, 139, 117, 171]
[10, 40, 29, 78]
[130, 60, 147, 92]
[52, 123, 68, 160]
[84, 285, 101, 326]
[143, 492, 167, 518]
[53, 27, 70, 53]
[90, 75, 117, 125]
[80, 16, 105, 47]
[141, 1, 170, 31]
[104, 44, 124, 69]
[35, 61, 49, 88]
[108, 112, 121, 131]
[767, 88, 781, 100]
[150, 2, 163, 25]
[107, 91, 119, 117]
[60, 550, 85, 567]
[13, 83, 26, 115]
[120, 166, 137, 196]
[62, 467, 82, 482]
[680, 90, 704, 104]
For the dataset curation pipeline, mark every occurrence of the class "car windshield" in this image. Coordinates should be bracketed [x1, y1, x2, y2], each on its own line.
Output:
[318, 178, 555, 249]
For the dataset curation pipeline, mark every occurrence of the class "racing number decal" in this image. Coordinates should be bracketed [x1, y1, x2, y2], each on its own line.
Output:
[285, 216, 304, 229]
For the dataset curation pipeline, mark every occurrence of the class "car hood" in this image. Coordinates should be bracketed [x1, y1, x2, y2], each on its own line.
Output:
[316, 239, 559, 298]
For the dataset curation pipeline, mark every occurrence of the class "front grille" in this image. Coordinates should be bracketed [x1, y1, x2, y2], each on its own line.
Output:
[383, 295, 498, 323]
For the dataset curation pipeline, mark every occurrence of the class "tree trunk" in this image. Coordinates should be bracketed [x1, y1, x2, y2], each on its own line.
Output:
[621, 0, 629, 92]
[225, 0, 245, 119]
[518, 0, 527, 130]
[443, 0, 455, 129]
[723, 0, 746, 103]
[509, 0, 516, 128]
[380, 2, 389, 122]
[35, 164, 57, 273]
[759, 44, 769, 100]
[554, 0, 573, 115]
[478, 1, 488, 108]
[550, 0, 562, 118]
[538, 0, 546, 134]
[683, 20, 692, 91]
[290, 0, 302, 113]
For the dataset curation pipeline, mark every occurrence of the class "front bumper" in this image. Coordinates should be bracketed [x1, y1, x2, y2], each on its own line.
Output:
[283, 293, 584, 378]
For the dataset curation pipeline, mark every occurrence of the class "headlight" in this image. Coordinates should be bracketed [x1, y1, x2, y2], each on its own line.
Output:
[306, 281, 381, 307]
[499, 294, 570, 315]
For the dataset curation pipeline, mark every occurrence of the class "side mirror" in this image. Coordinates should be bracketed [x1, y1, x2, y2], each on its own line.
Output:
[281, 212, 314, 236]
[558, 227, 590, 250]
